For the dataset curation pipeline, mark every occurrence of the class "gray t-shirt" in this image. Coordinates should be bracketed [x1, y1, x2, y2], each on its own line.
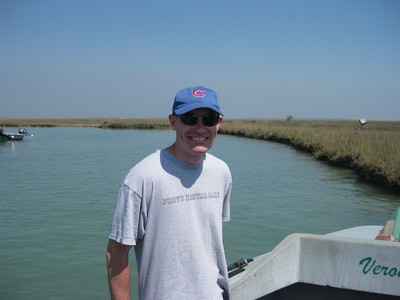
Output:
[109, 150, 232, 300]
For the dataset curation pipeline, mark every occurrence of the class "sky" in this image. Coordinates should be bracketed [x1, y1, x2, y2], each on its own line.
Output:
[1, 0, 399, 120]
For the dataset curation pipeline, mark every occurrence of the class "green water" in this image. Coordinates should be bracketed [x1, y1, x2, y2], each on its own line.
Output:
[0, 127, 398, 299]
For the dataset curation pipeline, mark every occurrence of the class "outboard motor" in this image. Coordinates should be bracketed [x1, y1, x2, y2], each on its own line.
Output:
[18, 128, 33, 137]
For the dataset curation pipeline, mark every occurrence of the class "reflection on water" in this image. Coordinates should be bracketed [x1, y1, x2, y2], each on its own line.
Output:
[0, 128, 398, 299]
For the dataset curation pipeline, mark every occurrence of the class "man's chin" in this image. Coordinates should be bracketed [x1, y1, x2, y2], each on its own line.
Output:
[191, 146, 209, 153]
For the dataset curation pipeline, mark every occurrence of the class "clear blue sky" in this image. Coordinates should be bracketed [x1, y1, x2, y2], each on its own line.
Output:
[1, 0, 399, 120]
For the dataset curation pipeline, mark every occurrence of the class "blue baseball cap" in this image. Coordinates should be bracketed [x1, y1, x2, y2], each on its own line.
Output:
[172, 86, 223, 116]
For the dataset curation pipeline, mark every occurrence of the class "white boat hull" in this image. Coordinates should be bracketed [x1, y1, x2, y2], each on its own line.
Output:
[229, 232, 400, 299]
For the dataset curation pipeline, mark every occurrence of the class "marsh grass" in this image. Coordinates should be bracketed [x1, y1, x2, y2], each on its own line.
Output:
[1, 118, 399, 191]
[220, 119, 400, 191]
[0, 118, 170, 129]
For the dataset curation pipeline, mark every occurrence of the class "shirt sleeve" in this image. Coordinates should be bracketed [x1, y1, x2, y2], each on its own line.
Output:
[108, 183, 144, 246]
[222, 182, 232, 222]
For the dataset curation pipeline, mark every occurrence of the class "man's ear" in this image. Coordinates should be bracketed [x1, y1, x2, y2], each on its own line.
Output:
[216, 116, 223, 132]
[169, 114, 177, 130]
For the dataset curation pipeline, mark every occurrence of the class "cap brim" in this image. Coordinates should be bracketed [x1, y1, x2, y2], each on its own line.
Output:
[174, 103, 223, 116]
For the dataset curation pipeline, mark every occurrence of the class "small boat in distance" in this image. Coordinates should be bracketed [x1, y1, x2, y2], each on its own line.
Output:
[228, 207, 400, 299]
[0, 128, 33, 141]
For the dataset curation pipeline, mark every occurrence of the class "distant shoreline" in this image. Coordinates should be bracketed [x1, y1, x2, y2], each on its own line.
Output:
[1, 118, 399, 193]
[0, 118, 171, 129]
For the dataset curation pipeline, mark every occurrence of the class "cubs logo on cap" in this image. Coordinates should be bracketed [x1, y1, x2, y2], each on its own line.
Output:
[192, 89, 205, 97]
[172, 86, 223, 116]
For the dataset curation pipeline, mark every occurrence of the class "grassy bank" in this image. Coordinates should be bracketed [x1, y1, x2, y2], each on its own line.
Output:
[220, 119, 400, 192]
[0, 118, 170, 129]
[1, 118, 399, 192]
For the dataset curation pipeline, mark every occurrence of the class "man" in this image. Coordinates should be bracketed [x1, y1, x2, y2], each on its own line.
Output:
[106, 86, 232, 299]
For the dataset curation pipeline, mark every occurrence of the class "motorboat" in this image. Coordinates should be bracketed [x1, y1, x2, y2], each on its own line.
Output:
[228, 207, 400, 299]
[0, 128, 33, 141]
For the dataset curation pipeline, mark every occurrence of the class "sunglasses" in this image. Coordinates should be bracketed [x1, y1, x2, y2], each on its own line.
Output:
[176, 113, 220, 127]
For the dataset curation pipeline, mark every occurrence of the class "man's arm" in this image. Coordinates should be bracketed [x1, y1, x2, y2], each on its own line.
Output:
[106, 239, 133, 300]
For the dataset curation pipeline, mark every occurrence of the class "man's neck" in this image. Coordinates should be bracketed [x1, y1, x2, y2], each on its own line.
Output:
[164, 144, 205, 165]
